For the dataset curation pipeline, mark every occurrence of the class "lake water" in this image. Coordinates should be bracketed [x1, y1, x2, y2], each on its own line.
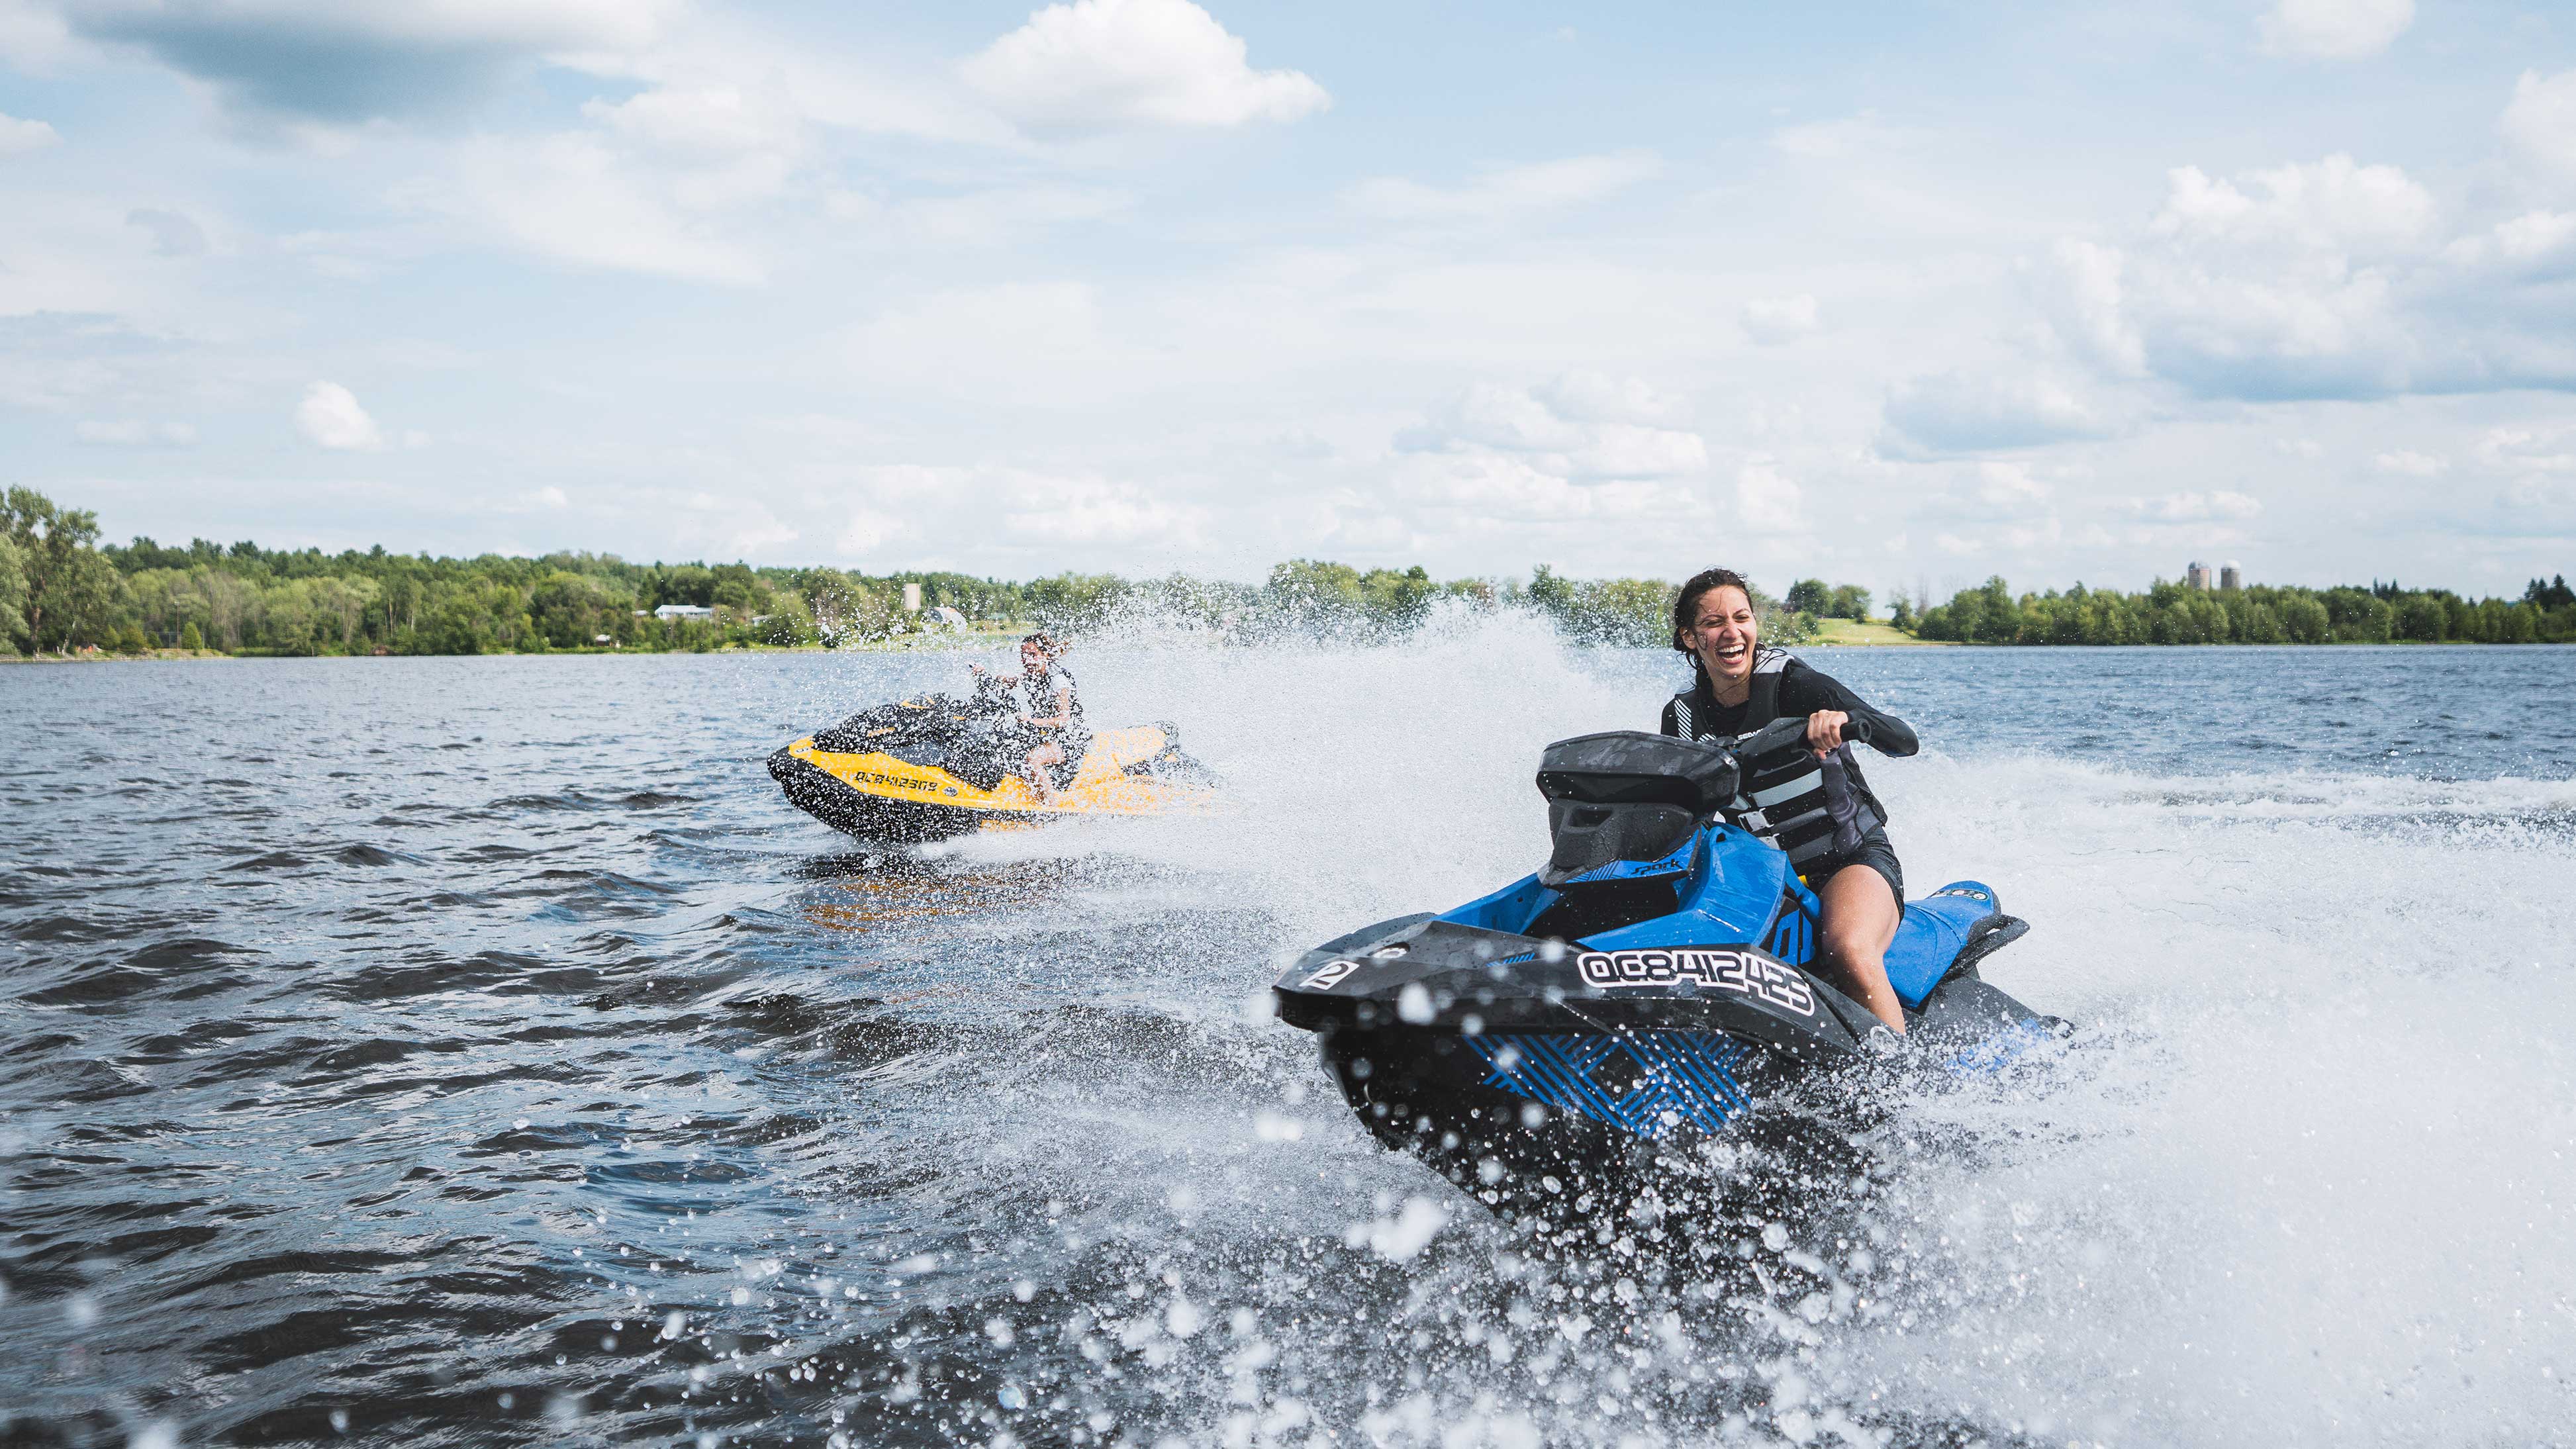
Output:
[5, 624, 2575, 1447]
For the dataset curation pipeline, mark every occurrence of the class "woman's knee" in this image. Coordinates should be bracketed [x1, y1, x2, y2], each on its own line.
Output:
[1819, 881, 1899, 963]
[1823, 923, 1886, 968]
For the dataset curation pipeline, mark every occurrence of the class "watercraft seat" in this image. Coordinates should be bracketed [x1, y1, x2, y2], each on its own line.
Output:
[1884, 880, 2027, 1007]
[1533, 731, 1739, 887]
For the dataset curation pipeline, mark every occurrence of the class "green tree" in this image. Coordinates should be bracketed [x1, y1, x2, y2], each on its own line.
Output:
[530, 571, 619, 649]
[2279, 596, 2330, 643]
[1020, 571, 1125, 634]
[1784, 578, 1831, 616]
[1523, 564, 1576, 620]
[1357, 565, 1435, 628]
[754, 592, 816, 646]
[1569, 577, 1673, 645]
[0, 533, 25, 652]
[654, 564, 716, 608]
[1266, 559, 1367, 624]
[179, 620, 205, 651]
[1825, 584, 1871, 620]
[2394, 594, 2446, 642]
[4, 487, 120, 650]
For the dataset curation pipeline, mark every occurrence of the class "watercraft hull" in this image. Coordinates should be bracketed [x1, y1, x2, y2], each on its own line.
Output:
[769, 706, 1216, 843]
[767, 746, 1001, 842]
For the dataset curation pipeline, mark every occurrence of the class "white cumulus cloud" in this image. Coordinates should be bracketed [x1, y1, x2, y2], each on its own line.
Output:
[1741, 294, 1819, 346]
[1970, 460, 2050, 509]
[1736, 459, 1805, 533]
[0, 110, 58, 154]
[964, 0, 1327, 132]
[76, 418, 196, 446]
[2500, 70, 2576, 185]
[297, 381, 385, 450]
[2126, 490, 2264, 522]
[1879, 369, 2111, 456]
[2153, 153, 2435, 256]
[436, 132, 767, 284]
[1398, 375, 1706, 482]
[1345, 152, 1661, 224]
[2374, 449, 2448, 477]
[2258, 0, 2413, 60]
[1001, 473, 1206, 547]
[2032, 137, 2576, 402]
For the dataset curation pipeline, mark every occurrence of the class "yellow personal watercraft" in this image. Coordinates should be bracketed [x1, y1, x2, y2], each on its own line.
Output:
[767, 692, 1217, 842]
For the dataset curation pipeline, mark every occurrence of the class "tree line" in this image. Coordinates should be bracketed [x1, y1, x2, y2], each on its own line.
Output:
[14, 485, 2566, 659]
[1909, 575, 2576, 645]
[0, 487, 1744, 658]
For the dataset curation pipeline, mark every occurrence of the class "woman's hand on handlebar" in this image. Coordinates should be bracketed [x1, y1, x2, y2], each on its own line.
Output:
[1805, 710, 1850, 756]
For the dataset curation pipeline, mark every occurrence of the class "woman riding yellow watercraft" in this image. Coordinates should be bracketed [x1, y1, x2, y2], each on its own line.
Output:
[969, 632, 1088, 806]
[768, 638, 1214, 841]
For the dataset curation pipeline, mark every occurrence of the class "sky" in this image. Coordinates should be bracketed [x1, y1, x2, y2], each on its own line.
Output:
[2, 0, 2573, 599]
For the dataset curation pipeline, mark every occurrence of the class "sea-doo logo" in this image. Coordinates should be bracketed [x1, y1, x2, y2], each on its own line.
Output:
[1574, 947, 1815, 1016]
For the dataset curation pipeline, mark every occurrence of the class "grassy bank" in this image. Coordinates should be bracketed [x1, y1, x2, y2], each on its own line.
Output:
[1807, 618, 1951, 646]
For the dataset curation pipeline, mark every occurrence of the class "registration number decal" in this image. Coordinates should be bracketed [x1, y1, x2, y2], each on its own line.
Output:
[1575, 947, 1815, 1016]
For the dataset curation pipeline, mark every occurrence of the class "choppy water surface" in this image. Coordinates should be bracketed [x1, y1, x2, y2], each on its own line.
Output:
[5, 630, 2575, 1448]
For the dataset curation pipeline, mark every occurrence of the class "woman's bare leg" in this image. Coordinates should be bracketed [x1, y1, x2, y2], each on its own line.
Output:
[1817, 865, 1906, 1034]
[1023, 743, 1064, 805]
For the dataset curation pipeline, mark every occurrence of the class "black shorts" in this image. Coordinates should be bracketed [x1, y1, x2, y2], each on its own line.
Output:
[1000, 727, 1088, 788]
[1045, 732, 1090, 788]
[1806, 828, 1903, 904]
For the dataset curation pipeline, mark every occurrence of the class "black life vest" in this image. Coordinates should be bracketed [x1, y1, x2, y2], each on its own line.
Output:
[1666, 648, 1882, 869]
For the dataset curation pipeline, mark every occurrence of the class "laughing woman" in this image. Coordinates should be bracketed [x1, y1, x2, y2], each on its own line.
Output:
[1660, 568, 1921, 1033]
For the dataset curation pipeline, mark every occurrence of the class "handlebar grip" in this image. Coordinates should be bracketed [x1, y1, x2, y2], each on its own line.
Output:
[1736, 713, 1873, 759]
[1737, 716, 1812, 759]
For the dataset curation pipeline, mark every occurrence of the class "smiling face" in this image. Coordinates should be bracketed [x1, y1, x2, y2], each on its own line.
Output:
[1684, 584, 1760, 690]
[1020, 641, 1049, 676]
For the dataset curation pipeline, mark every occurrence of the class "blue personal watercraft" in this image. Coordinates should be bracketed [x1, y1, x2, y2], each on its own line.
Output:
[1274, 718, 2060, 1215]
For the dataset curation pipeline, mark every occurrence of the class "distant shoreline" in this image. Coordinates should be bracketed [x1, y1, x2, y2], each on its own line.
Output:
[17, 636, 2576, 665]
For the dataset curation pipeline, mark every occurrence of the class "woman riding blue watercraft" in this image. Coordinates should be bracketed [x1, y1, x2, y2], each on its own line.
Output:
[1661, 568, 1921, 1033]
[969, 632, 1089, 806]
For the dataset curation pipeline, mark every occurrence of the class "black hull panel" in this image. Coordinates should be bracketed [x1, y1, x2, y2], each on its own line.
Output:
[1313, 1022, 1856, 1219]
[767, 748, 1009, 843]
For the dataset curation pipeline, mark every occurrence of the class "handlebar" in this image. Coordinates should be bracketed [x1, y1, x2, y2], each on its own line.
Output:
[1732, 712, 1873, 763]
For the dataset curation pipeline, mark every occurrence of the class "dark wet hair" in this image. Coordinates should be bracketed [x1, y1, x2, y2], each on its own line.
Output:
[1020, 631, 1067, 661]
[1670, 567, 1754, 657]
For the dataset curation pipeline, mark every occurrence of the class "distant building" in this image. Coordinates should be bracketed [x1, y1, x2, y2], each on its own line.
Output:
[923, 606, 969, 630]
[902, 582, 922, 613]
[2185, 561, 2213, 590]
[2220, 563, 2242, 590]
[653, 604, 714, 620]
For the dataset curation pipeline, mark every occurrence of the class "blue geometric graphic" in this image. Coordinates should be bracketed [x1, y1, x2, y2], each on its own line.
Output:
[1466, 1032, 1755, 1138]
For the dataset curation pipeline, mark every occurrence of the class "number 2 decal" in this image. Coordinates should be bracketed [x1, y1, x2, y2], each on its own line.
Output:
[1303, 958, 1360, 990]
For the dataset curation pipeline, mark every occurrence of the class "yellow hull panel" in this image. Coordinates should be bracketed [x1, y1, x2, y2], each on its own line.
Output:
[783, 723, 1216, 822]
